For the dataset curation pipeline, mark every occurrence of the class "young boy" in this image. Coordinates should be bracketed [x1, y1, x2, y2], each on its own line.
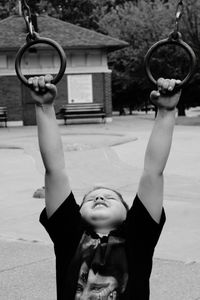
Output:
[28, 75, 181, 300]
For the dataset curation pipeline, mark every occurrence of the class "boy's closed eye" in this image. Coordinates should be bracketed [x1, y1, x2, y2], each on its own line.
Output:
[105, 196, 116, 200]
[85, 198, 94, 202]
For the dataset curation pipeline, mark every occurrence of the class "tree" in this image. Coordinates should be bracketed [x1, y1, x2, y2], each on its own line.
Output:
[42, 0, 99, 29]
[174, 0, 200, 115]
[97, 1, 176, 112]
[0, 0, 15, 19]
[98, 0, 200, 115]
[0, 0, 42, 18]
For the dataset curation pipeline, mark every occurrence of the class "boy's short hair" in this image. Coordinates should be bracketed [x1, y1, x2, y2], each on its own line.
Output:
[80, 186, 129, 211]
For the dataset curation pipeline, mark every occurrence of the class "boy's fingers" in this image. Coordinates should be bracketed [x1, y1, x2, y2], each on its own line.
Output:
[32, 77, 39, 91]
[150, 90, 160, 101]
[162, 79, 170, 91]
[28, 77, 33, 85]
[175, 79, 181, 85]
[168, 79, 176, 91]
[38, 76, 46, 88]
[111, 291, 117, 300]
[45, 83, 57, 97]
[46, 83, 55, 91]
[157, 78, 182, 93]
[44, 74, 53, 83]
[157, 78, 165, 91]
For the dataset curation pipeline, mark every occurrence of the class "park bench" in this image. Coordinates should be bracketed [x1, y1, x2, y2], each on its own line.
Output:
[59, 103, 106, 125]
[0, 107, 7, 127]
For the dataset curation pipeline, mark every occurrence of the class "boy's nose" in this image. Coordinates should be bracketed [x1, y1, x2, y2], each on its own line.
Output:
[95, 196, 104, 201]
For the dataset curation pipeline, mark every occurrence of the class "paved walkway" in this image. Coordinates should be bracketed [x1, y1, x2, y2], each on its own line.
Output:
[0, 113, 200, 299]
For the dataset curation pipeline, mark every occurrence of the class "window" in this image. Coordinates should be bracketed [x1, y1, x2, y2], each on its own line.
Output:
[0, 55, 7, 69]
[67, 74, 93, 103]
[71, 53, 86, 67]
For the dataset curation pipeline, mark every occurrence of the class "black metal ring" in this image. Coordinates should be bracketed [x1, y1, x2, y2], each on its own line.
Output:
[144, 32, 196, 91]
[15, 36, 67, 87]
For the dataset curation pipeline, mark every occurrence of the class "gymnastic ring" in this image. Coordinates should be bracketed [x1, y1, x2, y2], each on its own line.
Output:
[15, 33, 66, 87]
[144, 32, 196, 92]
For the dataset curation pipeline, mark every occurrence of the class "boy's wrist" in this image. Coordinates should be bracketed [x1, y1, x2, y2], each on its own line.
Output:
[35, 102, 54, 108]
[157, 107, 176, 119]
[158, 106, 176, 112]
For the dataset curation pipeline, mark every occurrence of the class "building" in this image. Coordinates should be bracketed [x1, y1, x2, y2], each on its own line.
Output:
[0, 14, 128, 125]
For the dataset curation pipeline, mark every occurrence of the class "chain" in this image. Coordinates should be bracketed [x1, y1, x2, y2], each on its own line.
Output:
[21, 0, 35, 38]
[174, 0, 184, 34]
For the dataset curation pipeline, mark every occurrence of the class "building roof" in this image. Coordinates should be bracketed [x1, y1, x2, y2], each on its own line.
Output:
[0, 15, 128, 52]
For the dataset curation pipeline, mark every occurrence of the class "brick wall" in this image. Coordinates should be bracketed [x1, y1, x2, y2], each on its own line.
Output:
[92, 73, 104, 104]
[52, 74, 68, 114]
[104, 72, 112, 117]
[92, 72, 112, 117]
[0, 74, 68, 125]
[0, 72, 112, 124]
[0, 76, 22, 121]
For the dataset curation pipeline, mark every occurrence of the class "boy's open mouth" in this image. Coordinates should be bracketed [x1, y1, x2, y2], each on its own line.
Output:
[93, 201, 108, 208]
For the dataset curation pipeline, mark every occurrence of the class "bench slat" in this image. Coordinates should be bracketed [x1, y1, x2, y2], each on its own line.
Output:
[0, 107, 8, 127]
[62, 105, 103, 109]
[63, 103, 103, 105]
[64, 108, 103, 112]
[63, 113, 105, 118]
[59, 103, 105, 125]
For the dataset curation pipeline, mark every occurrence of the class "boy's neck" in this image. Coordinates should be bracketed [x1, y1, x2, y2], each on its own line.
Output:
[94, 226, 116, 236]
[96, 232, 109, 237]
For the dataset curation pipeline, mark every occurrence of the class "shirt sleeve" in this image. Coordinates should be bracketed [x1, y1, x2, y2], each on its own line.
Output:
[39, 192, 83, 246]
[125, 194, 166, 251]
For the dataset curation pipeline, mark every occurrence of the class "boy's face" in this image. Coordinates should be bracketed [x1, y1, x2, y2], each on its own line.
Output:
[80, 188, 127, 232]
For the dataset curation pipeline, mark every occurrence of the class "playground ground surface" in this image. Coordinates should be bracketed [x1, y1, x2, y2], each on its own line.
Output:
[0, 108, 200, 299]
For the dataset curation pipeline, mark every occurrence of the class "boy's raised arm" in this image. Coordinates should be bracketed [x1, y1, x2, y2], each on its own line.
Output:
[29, 75, 71, 218]
[138, 78, 181, 223]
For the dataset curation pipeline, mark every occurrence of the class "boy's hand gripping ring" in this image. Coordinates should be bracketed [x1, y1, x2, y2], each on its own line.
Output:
[15, 33, 66, 87]
[144, 32, 196, 93]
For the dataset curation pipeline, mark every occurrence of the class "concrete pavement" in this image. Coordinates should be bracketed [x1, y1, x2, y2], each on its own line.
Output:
[0, 113, 200, 299]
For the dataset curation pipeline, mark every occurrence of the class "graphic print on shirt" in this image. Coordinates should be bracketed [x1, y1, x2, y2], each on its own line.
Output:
[68, 232, 129, 299]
